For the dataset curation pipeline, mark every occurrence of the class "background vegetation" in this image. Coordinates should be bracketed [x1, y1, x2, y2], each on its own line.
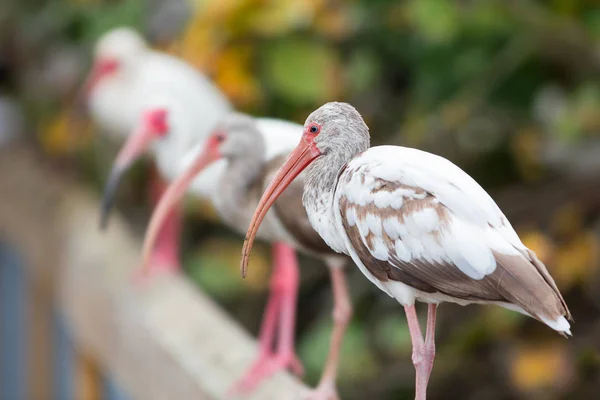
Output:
[1, 0, 600, 399]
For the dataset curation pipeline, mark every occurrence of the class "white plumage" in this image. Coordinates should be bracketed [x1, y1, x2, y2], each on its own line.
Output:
[88, 27, 302, 201]
[181, 117, 303, 196]
[240, 98, 571, 400]
[92, 29, 351, 398]
[323, 145, 570, 333]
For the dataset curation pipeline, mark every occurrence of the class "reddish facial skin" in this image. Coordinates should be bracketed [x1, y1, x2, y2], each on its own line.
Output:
[138, 133, 224, 274]
[99, 108, 170, 229]
[240, 125, 321, 277]
[83, 58, 120, 96]
[112, 109, 169, 168]
[145, 109, 169, 136]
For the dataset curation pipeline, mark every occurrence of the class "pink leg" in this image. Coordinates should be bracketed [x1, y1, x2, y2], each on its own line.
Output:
[404, 304, 437, 400]
[274, 243, 302, 371]
[229, 243, 302, 395]
[424, 304, 437, 379]
[309, 266, 352, 400]
[145, 166, 182, 274]
[254, 276, 281, 359]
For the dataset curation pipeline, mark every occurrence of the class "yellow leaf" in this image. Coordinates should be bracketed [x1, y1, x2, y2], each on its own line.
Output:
[38, 111, 93, 155]
[214, 46, 262, 106]
[155, 40, 181, 56]
[554, 231, 599, 288]
[519, 230, 554, 265]
[511, 342, 571, 392]
[248, 0, 319, 37]
[179, 23, 223, 74]
[198, 0, 251, 22]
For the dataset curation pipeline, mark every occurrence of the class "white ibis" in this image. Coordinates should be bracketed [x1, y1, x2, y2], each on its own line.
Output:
[241, 102, 572, 400]
[84, 27, 231, 142]
[84, 26, 231, 273]
[85, 28, 320, 393]
[140, 113, 351, 399]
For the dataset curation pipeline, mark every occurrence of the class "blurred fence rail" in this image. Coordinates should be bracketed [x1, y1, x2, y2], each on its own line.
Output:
[0, 141, 309, 400]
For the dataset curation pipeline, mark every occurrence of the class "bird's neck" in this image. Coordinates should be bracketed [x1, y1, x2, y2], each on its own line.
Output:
[304, 127, 370, 199]
[217, 154, 264, 232]
[305, 154, 344, 199]
[301, 152, 349, 253]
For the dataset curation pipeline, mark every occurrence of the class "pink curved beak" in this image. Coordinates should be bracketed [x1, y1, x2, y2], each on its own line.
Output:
[240, 133, 320, 277]
[138, 137, 221, 275]
[100, 109, 168, 230]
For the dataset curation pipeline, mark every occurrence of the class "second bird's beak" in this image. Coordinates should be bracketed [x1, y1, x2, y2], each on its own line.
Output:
[138, 139, 221, 274]
[241, 134, 320, 277]
[99, 121, 157, 230]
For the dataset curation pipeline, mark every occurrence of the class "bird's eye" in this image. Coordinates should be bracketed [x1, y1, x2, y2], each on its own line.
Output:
[215, 134, 226, 143]
[309, 124, 320, 134]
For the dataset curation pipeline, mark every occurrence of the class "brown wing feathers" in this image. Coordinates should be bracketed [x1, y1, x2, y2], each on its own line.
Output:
[339, 186, 570, 325]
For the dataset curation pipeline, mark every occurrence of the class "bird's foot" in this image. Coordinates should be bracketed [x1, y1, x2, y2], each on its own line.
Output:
[228, 351, 304, 396]
[306, 381, 339, 400]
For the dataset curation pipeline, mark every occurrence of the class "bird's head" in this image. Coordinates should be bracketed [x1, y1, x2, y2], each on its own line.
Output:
[209, 113, 264, 159]
[305, 102, 370, 157]
[99, 108, 169, 230]
[83, 27, 148, 97]
[240, 102, 369, 277]
[135, 112, 262, 275]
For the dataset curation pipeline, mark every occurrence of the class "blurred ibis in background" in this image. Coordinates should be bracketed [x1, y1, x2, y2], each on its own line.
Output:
[83, 27, 344, 397]
[141, 113, 351, 399]
[241, 102, 572, 400]
[83, 27, 231, 274]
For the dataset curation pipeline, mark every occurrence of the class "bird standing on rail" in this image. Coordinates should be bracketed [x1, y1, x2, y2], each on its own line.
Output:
[241, 102, 572, 400]
[84, 27, 232, 274]
[140, 113, 351, 399]
[84, 27, 334, 395]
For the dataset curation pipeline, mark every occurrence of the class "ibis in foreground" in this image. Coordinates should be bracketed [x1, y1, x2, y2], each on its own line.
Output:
[140, 113, 351, 399]
[241, 102, 572, 400]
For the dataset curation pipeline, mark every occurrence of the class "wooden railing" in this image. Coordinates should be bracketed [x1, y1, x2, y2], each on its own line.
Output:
[0, 142, 308, 400]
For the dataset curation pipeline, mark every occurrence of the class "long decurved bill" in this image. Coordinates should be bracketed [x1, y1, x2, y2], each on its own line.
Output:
[138, 143, 219, 274]
[99, 121, 156, 230]
[241, 136, 320, 277]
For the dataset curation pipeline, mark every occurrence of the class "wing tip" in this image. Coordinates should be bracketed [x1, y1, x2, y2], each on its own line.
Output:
[540, 314, 572, 337]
